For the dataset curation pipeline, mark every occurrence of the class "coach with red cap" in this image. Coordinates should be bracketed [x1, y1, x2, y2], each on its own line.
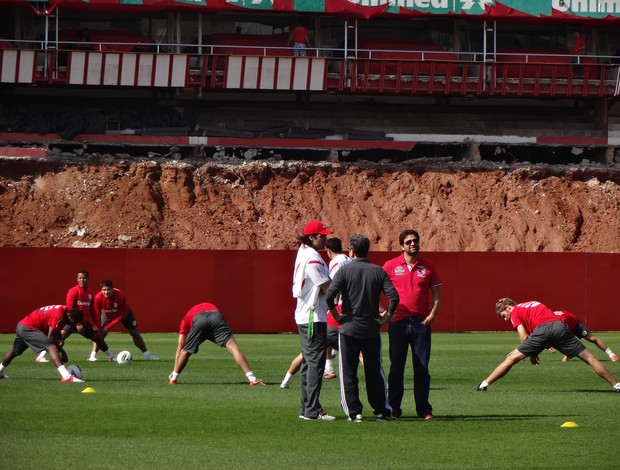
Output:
[291, 220, 337, 420]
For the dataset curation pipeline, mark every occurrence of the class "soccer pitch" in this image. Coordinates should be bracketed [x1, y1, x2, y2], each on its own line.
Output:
[1, 332, 619, 469]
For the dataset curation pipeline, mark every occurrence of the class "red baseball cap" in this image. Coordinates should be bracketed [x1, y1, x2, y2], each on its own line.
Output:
[303, 220, 333, 236]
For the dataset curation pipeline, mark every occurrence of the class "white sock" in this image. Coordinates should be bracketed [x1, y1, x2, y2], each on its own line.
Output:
[605, 348, 614, 357]
[325, 359, 333, 371]
[37, 351, 47, 360]
[281, 372, 292, 385]
[170, 371, 179, 381]
[104, 349, 114, 358]
[246, 371, 257, 383]
[613, 383, 620, 391]
[480, 380, 489, 388]
[0, 364, 6, 374]
[58, 365, 71, 380]
[89, 351, 97, 359]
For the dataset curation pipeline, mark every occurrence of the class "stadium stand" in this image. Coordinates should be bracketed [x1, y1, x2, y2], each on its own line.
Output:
[209, 33, 294, 57]
[356, 39, 461, 75]
[496, 47, 597, 78]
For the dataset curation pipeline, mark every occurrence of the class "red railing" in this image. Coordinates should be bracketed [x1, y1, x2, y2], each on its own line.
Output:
[2, 47, 619, 98]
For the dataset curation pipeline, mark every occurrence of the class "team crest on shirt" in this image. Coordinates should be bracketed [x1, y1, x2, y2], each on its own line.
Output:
[88, 294, 93, 300]
[395, 266, 406, 275]
[416, 266, 427, 277]
[581, 329, 587, 336]
[114, 302, 119, 308]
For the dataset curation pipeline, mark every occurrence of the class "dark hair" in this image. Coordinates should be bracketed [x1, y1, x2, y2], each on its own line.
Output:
[67, 308, 83, 323]
[399, 229, 420, 246]
[297, 235, 313, 246]
[325, 237, 343, 253]
[496, 298, 516, 317]
[100, 279, 113, 288]
[77, 269, 89, 278]
[348, 234, 370, 258]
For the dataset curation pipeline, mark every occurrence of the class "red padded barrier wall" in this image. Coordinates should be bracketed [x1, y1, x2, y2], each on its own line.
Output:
[0, 248, 618, 333]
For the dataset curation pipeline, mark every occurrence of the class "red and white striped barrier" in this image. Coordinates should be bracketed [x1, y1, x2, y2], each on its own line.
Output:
[67, 52, 188, 87]
[0, 50, 36, 84]
[225, 56, 326, 91]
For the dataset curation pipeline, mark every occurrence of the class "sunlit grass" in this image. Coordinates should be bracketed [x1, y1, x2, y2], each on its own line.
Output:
[1, 332, 619, 469]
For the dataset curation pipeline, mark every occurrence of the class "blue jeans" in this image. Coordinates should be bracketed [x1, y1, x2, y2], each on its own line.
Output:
[388, 318, 432, 417]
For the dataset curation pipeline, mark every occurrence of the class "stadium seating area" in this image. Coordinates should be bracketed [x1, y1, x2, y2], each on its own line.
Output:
[55, 29, 157, 52]
[355, 39, 461, 75]
[495, 47, 597, 78]
[209, 33, 294, 57]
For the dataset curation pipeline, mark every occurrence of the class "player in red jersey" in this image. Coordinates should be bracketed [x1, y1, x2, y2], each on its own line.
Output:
[93, 280, 158, 361]
[0, 305, 84, 382]
[168, 302, 262, 386]
[477, 299, 620, 393]
[551, 310, 618, 363]
[36, 270, 115, 363]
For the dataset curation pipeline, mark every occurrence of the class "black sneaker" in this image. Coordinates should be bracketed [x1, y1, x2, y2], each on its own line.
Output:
[476, 382, 488, 391]
[376, 413, 396, 422]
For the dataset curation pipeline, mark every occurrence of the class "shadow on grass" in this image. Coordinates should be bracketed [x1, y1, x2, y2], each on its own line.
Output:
[413, 414, 562, 421]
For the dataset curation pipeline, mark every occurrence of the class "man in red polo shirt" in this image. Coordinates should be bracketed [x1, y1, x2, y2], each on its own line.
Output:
[383, 229, 442, 420]
[0, 305, 84, 382]
[93, 280, 158, 361]
[477, 299, 620, 393]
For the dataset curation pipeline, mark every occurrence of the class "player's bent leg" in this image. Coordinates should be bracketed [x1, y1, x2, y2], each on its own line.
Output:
[585, 334, 609, 353]
[128, 327, 148, 352]
[46, 344, 65, 367]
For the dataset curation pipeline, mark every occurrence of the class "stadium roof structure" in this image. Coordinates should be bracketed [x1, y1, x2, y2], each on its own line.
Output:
[9, 0, 620, 21]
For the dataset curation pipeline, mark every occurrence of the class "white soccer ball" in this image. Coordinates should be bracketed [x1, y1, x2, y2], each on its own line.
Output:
[116, 350, 133, 365]
[67, 364, 84, 379]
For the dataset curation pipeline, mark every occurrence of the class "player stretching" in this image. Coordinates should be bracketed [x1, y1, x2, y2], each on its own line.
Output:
[477, 299, 620, 393]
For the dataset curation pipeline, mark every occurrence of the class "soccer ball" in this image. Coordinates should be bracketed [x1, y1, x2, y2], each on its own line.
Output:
[116, 350, 133, 365]
[67, 364, 84, 379]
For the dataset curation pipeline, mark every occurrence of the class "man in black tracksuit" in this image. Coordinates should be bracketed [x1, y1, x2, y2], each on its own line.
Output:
[325, 234, 400, 422]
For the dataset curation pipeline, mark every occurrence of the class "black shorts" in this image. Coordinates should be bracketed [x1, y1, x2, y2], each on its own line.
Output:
[326, 325, 339, 351]
[518, 321, 586, 359]
[101, 310, 138, 331]
[570, 322, 591, 339]
[63, 322, 97, 340]
[13, 323, 50, 355]
[183, 310, 233, 355]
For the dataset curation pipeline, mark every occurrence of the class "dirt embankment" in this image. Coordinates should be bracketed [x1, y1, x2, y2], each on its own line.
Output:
[1, 154, 620, 252]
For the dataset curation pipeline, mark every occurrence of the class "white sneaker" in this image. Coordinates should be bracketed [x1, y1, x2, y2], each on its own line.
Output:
[304, 412, 336, 421]
[613, 383, 620, 392]
[0, 372, 8, 379]
[144, 353, 159, 361]
[35, 357, 49, 363]
[348, 414, 363, 422]
[87, 356, 98, 362]
[280, 382, 290, 389]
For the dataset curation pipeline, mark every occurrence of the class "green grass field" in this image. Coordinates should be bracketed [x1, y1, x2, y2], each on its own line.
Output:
[1, 332, 619, 469]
